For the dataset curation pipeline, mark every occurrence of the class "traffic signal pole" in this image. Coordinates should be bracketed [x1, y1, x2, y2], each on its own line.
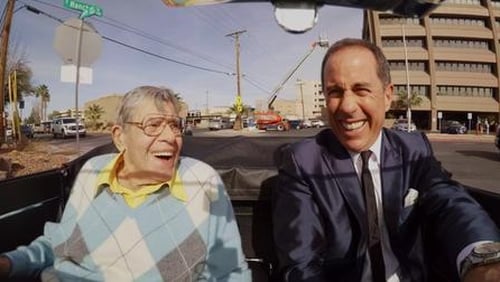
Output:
[0, 0, 16, 144]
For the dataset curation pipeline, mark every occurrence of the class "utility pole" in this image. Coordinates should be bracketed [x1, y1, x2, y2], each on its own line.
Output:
[297, 79, 306, 121]
[0, 0, 16, 144]
[205, 90, 209, 116]
[226, 30, 246, 130]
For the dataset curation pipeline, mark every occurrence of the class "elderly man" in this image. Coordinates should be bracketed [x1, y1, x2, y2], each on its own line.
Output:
[0, 86, 250, 281]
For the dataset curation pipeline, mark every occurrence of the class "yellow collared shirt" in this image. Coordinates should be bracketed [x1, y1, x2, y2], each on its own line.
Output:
[95, 153, 187, 208]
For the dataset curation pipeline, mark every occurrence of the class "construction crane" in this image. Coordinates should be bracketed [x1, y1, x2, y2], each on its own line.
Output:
[255, 36, 329, 131]
[267, 36, 329, 110]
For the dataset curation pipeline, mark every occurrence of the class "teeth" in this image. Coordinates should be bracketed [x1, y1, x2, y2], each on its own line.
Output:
[154, 152, 173, 157]
[342, 121, 365, 130]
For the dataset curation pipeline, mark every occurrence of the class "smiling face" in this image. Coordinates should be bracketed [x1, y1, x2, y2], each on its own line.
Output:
[322, 46, 393, 152]
[112, 99, 182, 188]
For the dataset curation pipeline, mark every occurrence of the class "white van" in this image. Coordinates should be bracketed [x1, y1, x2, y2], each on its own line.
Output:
[208, 117, 232, 130]
[52, 118, 86, 139]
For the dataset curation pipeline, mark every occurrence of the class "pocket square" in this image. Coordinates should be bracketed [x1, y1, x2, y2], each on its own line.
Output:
[404, 188, 419, 208]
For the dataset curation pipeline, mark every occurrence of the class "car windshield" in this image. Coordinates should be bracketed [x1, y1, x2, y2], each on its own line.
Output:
[61, 118, 77, 123]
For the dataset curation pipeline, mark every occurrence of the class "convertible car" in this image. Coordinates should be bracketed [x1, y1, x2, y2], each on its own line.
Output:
[1, 135, 500, 281]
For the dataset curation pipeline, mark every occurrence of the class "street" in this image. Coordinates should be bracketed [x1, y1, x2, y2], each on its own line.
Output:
[38, 128, 500, 194]
[432, 140, 499, 193]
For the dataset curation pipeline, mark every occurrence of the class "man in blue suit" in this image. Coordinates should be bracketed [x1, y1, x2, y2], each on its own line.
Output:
[272, 38, 500, 282]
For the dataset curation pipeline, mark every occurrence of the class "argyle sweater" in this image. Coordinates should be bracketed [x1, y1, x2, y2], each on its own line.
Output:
[5, 154, 251, 281]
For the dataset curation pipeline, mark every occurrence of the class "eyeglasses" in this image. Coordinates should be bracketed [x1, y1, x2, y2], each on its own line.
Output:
[125, 115, 182, 137]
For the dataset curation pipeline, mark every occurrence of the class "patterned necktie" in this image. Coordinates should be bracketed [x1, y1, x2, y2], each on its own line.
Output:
[361, 150, 386, 282]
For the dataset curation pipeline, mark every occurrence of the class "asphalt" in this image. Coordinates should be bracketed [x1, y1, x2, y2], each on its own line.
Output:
[196, 127, 497, 143]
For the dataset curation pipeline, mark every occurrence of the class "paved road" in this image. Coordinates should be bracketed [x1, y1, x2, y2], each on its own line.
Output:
[195, 128, 500, 193]
[41, 129, 499, 193]
[432, 140, 499, 193]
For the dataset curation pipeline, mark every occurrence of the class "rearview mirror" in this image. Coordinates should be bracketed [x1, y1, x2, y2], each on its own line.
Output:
[273, 1, 318, 33]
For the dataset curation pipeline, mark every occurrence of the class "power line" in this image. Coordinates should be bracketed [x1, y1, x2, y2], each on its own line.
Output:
[18, 3, 234, 76]
[16, 1, 276, 96]
[26, 0, 236, 72]
[102, 36, 234, 75]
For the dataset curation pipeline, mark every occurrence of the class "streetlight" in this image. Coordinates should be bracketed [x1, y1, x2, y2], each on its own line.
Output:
[402, 22, 412, 132]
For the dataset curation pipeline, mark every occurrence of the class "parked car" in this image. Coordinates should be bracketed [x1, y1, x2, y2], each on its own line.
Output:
[391, 119, 417, 132]
[288, 120, 304, 130]
[441, 120, 467, 134]
[52, 118, 86, 138]
[208, 117, 232, 130]
[302, 120, 313, 128]
[20, 125, 34, 138]
[311, 119, 326, 128]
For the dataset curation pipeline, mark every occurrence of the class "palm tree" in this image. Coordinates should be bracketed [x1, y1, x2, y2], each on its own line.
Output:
[394, 90, 423, 110]
[84, 103, 105, 130]
[34, 84, 50, 121]
[227, 103, 252, 117]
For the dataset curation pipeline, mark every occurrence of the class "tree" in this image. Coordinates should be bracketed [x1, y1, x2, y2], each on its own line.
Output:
[34, 84, 50, 121]
[26, 107, 41, 124]
[394, 90, 423, 110]
[84, 103, 105, 130]
[227, 103, 253, 117]
[48, 110, 60, 121]
[4, 54, 34, 105]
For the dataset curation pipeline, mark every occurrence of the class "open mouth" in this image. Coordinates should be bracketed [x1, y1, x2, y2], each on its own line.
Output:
[153, 152, 174, 161]
[341, 120, 366, 131]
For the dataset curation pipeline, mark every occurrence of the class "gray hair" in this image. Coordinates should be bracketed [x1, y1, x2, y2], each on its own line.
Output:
[321, 38, 391, 88]
[116, 86, 181, 126]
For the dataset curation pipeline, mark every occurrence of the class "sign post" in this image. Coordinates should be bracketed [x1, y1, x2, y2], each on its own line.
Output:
[437, 111, 442, 132]
[60, 0, 102, 154]
[467, 112, 472, 133]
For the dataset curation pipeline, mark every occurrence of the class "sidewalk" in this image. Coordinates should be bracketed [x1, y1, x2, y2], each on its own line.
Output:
[425, 132, 495, 143]
[198, 128, 497, 142]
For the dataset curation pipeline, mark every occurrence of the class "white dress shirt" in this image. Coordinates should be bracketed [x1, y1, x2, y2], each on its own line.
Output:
[350, 132, 401, 282]
[349, 131, 479, 281]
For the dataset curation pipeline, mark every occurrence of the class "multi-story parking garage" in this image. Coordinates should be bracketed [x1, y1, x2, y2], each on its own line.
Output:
[363, 0, 500, 132]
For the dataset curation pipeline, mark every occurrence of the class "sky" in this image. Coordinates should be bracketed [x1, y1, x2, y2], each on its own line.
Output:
[4, 0, 363, 116]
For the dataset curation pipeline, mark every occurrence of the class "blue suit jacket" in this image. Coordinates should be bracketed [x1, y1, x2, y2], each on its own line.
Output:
[273, 128, 500, 282]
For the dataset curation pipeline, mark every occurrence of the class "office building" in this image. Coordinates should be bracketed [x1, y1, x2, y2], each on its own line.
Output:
[363, 0, 500, 131]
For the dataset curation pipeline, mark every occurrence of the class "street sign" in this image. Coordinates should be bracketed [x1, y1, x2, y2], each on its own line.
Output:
[438, 112, 442, 119]
[54, 18, 102, 67]
[467, 113, 472, 120]
[63, 0, 103, 19]
[60, 0, 102, 153]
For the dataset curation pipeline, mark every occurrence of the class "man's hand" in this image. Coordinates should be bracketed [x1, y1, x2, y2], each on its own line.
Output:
[0, 255, 11, 278]
[463, 262, 500, 282]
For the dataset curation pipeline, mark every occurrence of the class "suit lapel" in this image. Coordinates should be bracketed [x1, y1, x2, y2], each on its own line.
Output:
[318, 131, 367, 238]
[380, 131, 404, 237]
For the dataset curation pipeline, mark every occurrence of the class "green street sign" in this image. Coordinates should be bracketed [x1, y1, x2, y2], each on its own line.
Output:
[63, 0, 103, 19]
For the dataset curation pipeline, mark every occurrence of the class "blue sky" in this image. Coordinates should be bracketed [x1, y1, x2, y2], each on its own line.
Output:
[6, 0, 362, 115]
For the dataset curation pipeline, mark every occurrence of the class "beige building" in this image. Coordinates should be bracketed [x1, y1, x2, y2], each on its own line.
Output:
[83, 95, 123, 126]
[254, 81, 327, 121]
[295, 80, 325, 120]
[363, 0, 500, 131]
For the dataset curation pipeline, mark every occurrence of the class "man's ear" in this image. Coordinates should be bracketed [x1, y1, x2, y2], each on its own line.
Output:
[111, 125, 125, 152]
[384, 83, 394, 112]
